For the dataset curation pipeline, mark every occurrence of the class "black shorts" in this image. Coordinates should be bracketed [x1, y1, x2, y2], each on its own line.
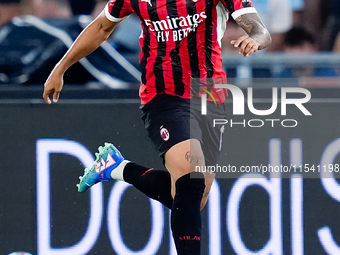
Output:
[141, 94, 227, 165]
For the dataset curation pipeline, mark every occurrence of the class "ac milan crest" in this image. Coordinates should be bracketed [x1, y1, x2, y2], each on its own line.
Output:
[160, 127, 170, 141]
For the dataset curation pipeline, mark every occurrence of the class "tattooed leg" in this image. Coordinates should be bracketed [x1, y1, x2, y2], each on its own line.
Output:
[164, 139, 215, 209]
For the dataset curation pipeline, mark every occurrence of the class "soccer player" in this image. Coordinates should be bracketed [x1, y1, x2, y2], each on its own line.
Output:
[43, 0, 271, 254]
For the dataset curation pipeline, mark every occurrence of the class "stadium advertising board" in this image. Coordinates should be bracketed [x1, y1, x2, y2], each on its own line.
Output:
[1, 100, 340, 254]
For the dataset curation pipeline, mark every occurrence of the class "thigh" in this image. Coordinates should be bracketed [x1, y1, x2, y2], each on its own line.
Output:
[141, 95, 217, 208]
[164, 139, 204, 182]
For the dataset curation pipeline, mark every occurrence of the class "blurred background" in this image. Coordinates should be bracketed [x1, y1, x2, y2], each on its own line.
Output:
[1, 1, 340, 255]
[0, 0, 340, 89]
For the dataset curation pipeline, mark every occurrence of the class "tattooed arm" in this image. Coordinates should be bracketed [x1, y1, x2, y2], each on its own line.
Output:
[230, 13, 271, 56]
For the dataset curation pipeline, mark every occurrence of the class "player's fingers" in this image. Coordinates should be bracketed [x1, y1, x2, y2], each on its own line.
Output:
[238, 40, 249, 55]
[43, 90, 52, 104]
[243, 42, 258, 56]
[53, 91, 60, 103]
[246, 45, 258, 56]
[245, 38, 260, 56]
[231, 36, 248, 48]
[232, 36, 260, 56]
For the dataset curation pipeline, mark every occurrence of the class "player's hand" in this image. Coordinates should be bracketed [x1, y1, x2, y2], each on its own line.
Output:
[43, 72, 64, 104]
[230, 36, 260, 57]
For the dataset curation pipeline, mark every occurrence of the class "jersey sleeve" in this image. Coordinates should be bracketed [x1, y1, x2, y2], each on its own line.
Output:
[221, 0, 257, 20]
[105, 0, 133, 22]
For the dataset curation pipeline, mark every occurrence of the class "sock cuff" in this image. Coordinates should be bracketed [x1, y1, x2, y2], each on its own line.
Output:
[110, 160, 130, 181]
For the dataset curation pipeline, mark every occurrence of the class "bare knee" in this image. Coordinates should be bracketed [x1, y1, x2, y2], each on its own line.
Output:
[163, 139, 215, 207]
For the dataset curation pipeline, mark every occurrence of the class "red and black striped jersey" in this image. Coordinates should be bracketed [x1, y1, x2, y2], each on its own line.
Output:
[105, 0, 256, 104]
